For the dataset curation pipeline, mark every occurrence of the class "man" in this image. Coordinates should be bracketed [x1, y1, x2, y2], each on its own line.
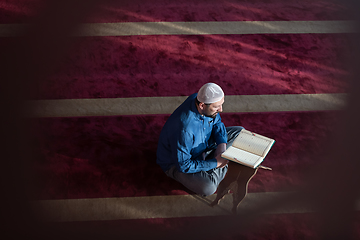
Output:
[156, 83, 243, 196]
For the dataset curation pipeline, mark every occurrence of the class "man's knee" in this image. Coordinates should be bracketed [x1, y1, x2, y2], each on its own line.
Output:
[174, 168, 226, 197]
[226, 126, 244, 135]
[226, 126, 244, 147]
[195, 182, 218, 197]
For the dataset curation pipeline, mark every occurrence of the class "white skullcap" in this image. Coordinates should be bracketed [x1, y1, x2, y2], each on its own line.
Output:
[197, 83, 224, 104]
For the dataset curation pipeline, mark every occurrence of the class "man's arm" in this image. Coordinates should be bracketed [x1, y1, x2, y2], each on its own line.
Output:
[211, 115, 228, 168]
[211, 115, 227, 144]
[214, 143, 228, 168]
[174, 130, 218, 173]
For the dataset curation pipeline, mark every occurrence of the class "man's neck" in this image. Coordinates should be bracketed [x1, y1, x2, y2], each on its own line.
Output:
[195, 102, 204, 116]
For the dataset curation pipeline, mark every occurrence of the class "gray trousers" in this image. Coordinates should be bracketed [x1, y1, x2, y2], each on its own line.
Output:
[165, 126, 244, 196]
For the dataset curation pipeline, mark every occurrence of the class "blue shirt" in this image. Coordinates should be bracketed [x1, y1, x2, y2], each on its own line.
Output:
[156, 93, 227, 173]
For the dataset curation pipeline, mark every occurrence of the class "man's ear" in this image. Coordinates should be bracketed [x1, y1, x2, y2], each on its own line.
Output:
[198, 102, 205, 110]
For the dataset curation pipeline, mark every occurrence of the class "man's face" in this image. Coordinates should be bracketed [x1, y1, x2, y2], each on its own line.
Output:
[203, 97, 224, 118]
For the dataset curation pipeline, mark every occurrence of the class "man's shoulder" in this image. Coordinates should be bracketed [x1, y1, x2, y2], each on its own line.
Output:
[188, 93, 197, 99]
[172, 93, 197, 114]
[162, 92, 199, 129]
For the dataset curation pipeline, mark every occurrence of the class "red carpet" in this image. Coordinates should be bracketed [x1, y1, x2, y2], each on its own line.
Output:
[30, 111, 341, 199]
[38, 212, 360, 240]
[29, 33, 350, 100]
[1, 0, 358, 239]
[51, 213, 325, 239]
[0, 0, 351, 24]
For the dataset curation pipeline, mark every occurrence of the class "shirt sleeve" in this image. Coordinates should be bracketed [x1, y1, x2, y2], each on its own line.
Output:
[212, 115, 227, 145]
[173, 130, 218, 173]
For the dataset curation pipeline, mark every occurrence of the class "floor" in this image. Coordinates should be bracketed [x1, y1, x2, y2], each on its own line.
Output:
[0, 0, 359, 239]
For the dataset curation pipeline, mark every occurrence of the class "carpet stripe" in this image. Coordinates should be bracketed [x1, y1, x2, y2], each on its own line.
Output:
[0, 21, 356, 37]
[26, 93, 347, 117]
[31, 192, 360, 222]
[76, 21, 357, 36]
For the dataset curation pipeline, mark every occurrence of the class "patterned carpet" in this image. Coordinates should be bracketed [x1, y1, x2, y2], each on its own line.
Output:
[0, 0, 359, 239]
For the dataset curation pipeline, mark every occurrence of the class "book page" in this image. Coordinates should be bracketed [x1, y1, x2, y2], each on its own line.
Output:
[221, 146, 263, 168]
[232, 129, 274, 157]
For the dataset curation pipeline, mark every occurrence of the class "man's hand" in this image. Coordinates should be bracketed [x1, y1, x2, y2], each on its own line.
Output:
[216, 155, 228, 168]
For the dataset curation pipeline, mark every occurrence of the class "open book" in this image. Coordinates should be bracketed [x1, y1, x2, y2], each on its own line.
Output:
[221, 129, 275, 169]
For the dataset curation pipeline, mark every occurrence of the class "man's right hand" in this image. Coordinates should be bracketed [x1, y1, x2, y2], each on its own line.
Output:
[215, 155, 228, 168]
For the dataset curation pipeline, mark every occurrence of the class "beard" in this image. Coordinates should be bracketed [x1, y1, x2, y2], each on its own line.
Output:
[204, 112, 218, 118]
